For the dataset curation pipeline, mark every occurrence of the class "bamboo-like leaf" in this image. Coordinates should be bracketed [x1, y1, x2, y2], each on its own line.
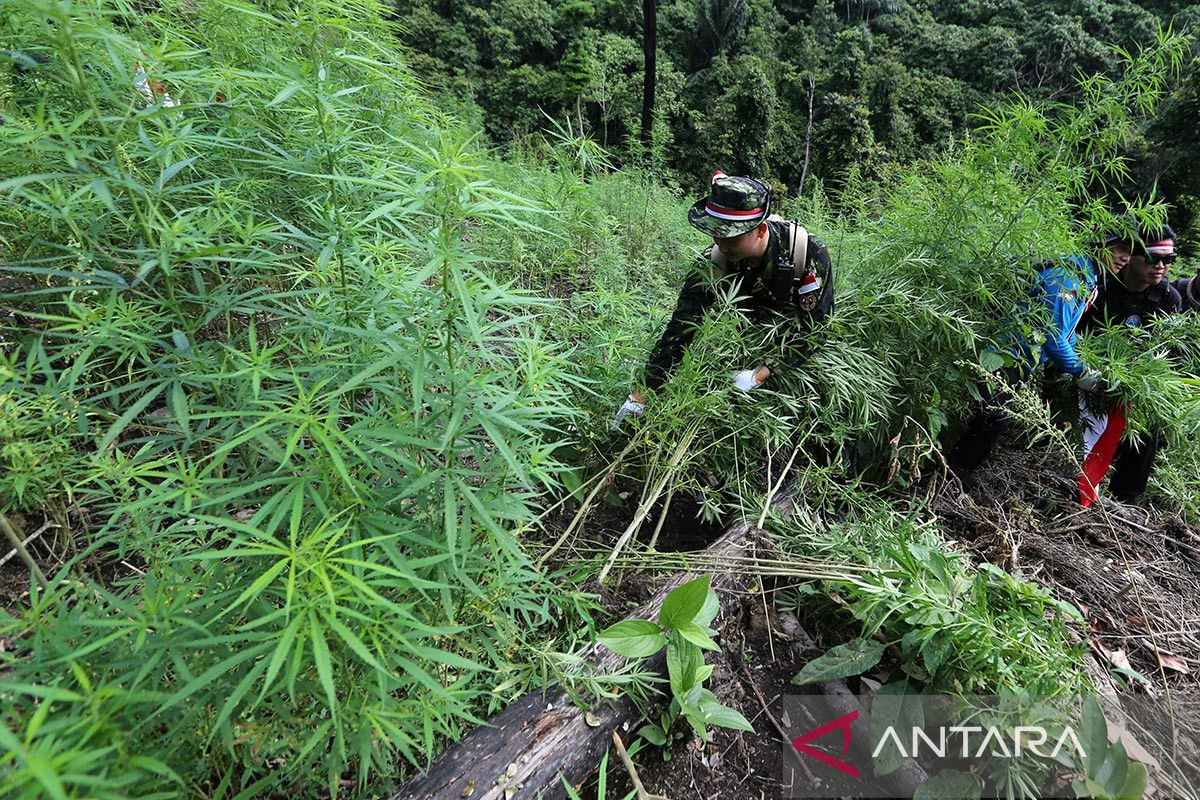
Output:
[170, 381, 190, 440]
[153, 641, 273, 716]
[308, 614, 339, 721]
[96, 383, 167, 451]
[323, 612, 386, 672]
[208, 657, 269, 744]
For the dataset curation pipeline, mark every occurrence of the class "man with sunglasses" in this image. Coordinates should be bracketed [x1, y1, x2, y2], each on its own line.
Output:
[612, 172, 833, 427]
[1077, 224, 1182, 505]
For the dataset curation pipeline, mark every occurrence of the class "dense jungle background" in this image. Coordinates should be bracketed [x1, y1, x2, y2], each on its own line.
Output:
[397, 0, 1200, 239]
[2, 0, 1200, 798]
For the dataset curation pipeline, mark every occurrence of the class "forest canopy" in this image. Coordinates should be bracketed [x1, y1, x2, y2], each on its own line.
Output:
[397, 0, 1200, 236]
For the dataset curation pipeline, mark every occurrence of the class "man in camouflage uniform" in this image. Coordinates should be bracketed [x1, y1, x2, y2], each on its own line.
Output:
[613, 172, 834, 426]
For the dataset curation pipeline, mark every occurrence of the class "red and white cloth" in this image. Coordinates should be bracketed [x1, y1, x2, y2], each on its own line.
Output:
[1078, 394, 1127, 507]
[134, 58, 178, 108]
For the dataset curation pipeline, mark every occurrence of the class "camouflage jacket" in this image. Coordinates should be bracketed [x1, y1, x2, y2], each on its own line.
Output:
[643, 219, 834, 392]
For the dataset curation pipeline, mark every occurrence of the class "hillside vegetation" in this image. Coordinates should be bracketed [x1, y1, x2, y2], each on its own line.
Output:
[1, 0, 1199, 798]
[397, 0, 1200, 236]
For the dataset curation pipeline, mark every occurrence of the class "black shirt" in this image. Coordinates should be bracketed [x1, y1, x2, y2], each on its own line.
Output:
[642, 219, 834, 391]
[1080, 272, 1181, 332]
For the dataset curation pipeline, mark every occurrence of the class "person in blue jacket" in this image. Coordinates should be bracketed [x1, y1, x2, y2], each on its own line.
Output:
[947, 234, 1131, 477]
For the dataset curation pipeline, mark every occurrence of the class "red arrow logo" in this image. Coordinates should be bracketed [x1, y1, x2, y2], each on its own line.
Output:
[791, 709, 859, 778]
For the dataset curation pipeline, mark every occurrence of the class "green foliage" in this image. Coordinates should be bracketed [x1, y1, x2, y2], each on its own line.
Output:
[0, 382, 81, 512]
[829, 538, 1087, 694]
[2, 1, 1196, 795]
[773, 491, 1088, 699]
[392, 0, 1193, 228]
[0, 0, 600, 795]
[790, 637, 886, 685]
[1071, 698, 1150, 800]
[598, 576, 754, 741]
[1078, 309, 1200, 519]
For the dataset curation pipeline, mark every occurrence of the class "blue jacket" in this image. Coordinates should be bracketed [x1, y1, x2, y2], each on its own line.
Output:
[1006, 255, 1098, 376]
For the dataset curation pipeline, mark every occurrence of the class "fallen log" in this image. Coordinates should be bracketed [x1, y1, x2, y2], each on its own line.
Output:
[393, 521, 764, 800]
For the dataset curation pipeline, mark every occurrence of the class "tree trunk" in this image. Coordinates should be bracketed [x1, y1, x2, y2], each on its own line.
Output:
[798, 75, 816, 199]
[640, 0, 656, 157]
[392, 522, 764, 800]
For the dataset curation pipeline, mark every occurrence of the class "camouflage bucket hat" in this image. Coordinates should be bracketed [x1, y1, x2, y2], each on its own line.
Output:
[687, 172, 771, 238]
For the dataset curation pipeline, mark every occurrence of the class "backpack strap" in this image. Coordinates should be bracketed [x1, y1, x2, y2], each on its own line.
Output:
[786, 221, 809, 272]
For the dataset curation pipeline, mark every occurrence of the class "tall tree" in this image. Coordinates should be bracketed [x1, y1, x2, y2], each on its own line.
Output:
[640, 0, 655, 155]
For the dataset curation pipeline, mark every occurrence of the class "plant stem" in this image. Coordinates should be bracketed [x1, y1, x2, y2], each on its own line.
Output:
[0, 513, 50, 590]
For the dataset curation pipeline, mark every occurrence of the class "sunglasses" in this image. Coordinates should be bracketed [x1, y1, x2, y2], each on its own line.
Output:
[1144, 253, 1177, 266]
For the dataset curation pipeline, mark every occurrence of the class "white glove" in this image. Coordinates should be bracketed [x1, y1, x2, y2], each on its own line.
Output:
[1076, 367, 1102, 392]
[733, 369, 763, 392]
[611, 395, 646, 430]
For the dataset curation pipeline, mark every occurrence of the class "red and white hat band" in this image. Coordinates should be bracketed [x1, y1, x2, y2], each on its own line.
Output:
[705, 202, 766, 221]
[1146, 239, 1174, 255]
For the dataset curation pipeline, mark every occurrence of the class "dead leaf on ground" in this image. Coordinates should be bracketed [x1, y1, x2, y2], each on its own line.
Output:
[1107, 722, 1161, 771]
[1151, 647, 1190, 674]
[1091, 640, 1133, 671]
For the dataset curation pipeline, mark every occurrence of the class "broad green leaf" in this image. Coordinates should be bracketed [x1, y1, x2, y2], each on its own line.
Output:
[791, 639, 886, 685]
[667, 634, 704, 700]
[1117, 761, 1148, 800]
[598, 620, 666, 659]
[870, 681, 924, 776]
[979, 350, 1007, 372]
[674, 621, 719, 651]
[636, 724, 667, 746]
[1100, 737, 1130, 794]
[682, 708, 707, 738]
[659, 577, 712, 629]
[1051, 598, 1085, 623]
[694, 587, 720, 628]
[699, 699, 754, 732]
[1079, 697, 1108, 775]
